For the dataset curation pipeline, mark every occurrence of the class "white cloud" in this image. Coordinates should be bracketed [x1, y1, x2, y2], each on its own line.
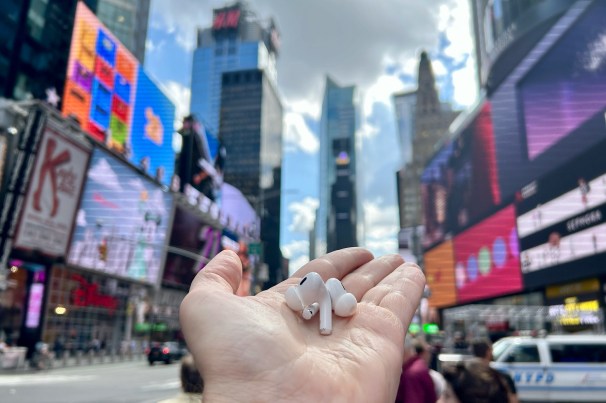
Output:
[145, 39, 155, 53]
[361, 200, 399, 257]
[452, 55, 477, 107]
[284, 111, 319, 154]
[288, 197, 319, 233]
[431, 59, 448, 78]
[282, 240, 309, 259]
[162, 80, 191, 130]
[288, 255, 310, 277]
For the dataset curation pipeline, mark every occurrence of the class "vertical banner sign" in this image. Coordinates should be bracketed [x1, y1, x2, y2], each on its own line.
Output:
[14, 127, 91, 257]
[0, 105, 47, 270]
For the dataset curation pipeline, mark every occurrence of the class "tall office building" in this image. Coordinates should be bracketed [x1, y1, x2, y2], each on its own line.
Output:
[396, 52, 458, 260]
[190, 1, 279, 158]
[316, 77, 358, 256]
[95, 0, 150, 64]
[0, 0, 149, 102]
[219, 68, 283, 289]
[393, 90, 417, 168]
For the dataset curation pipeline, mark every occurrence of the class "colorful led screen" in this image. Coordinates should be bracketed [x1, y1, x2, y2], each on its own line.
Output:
[162, 206, 221, 288]
[424, 240, 457, 308]
[62, 2, 175, 185]
[453, 204, 522, 303]
[421, 101, 501, 248]
[67, 148, 173, 285]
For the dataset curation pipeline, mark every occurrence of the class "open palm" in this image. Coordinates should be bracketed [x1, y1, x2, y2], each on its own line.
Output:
[180, 247, 425, 403]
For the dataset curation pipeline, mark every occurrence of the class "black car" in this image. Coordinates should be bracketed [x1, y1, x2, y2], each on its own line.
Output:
[147, 342, 187, 365]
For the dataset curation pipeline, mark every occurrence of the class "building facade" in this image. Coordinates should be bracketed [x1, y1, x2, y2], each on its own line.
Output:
[95, 0, 150, 64]
[423, 1, 606, 338]
[0, 0, 149, 103]
[316, 77, 358, 256]
[219, 68, 283, 289]
[396, 52, 458, 260]
[190, 1, 279, 158]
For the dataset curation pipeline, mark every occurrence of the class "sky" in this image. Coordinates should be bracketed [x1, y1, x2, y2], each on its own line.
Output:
[144, 0, 479, 275]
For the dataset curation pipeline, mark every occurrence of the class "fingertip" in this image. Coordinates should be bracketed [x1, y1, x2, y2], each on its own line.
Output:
[190, 249, 243, 294]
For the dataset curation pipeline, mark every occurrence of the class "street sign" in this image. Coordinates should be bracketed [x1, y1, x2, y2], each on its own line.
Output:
[248, 242, 262, 256]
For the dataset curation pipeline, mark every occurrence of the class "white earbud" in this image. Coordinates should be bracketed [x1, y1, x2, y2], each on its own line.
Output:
[325, 278, 357, 317]
[302, 303, 319, 320]
[285, 272, 332, 335]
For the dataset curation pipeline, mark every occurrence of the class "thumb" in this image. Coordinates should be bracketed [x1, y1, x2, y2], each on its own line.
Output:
[189, 250, 243, 295]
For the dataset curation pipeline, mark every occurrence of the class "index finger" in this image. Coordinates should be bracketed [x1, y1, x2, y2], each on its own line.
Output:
[270, 247, 374, 293]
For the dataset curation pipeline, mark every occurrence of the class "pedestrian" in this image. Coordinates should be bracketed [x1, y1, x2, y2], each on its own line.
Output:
[179, 247, 426, 402]
[440, 359, 510, 403]
[158, 355, 203, 403]
[470, 338, 518, 403]
[395, 335, 438, 402]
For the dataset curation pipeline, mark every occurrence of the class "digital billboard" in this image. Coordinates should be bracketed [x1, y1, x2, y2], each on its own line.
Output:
[453, 204, 522, 303]
[67, 147, 174, 285]
[14, 127, 91, 257]
[62, 2, 175, 185]
[424, 240, 457, 308]
[421, 101, 501, 249]
[162, 206, 221, 288]
[490, 1, 606, 199]
[516, 139, 606, 288]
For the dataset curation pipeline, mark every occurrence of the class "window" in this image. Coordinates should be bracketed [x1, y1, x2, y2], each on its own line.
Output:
[550, 344, 606, 363]
[502, 344, 540, 363]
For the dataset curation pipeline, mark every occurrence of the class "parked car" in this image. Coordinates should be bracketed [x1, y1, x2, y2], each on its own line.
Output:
[491, 334, 606, 402]
[146, 342, 187, 365]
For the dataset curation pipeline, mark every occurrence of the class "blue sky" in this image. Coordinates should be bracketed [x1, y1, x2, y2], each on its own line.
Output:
[144, 0, 478, 274]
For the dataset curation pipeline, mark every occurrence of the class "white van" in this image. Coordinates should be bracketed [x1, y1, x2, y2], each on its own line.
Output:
[491, 334, 606, 402]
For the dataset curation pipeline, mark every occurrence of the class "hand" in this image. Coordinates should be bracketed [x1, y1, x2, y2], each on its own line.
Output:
[180, 247, 425, 403]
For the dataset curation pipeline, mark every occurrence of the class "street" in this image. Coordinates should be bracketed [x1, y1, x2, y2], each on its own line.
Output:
[0, 360, 183, 403]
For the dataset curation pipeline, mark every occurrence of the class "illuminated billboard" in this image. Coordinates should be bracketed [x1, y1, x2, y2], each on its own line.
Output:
[516, 140, 606, 288]
[424, 240, 457, 308]
[162, 206, 221, 288]
[62, 2, 175, 185]
[453, 204, 522, 303]
[491, 1, 606, 199]
[67, 147, 174, 285]
[421, 101, 501, 249]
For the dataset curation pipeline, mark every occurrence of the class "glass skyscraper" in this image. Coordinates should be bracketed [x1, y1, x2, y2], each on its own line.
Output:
[316, 77, 358, 256]
[190, 1, 278, 159]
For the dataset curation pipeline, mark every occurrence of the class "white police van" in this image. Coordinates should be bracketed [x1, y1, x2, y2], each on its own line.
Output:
[491, 334, 606, 402]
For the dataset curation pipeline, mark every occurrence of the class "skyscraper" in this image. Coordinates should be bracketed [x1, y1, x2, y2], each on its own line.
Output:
[0, 0, 149, 101]
[190, 1, 279, 158]
[95, 0, 150, 64]
[396, 52, 458, 260]
[219, 68, 283, 289]
[316, 77, 358, 256]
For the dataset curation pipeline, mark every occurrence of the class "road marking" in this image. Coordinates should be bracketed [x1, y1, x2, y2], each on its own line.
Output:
[0, 374, 97, 386]
[140, 379, 180, 390]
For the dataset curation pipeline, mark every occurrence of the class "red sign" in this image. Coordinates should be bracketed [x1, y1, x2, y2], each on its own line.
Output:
[71, 274, 118, 313]
[453, 205, 523, 303]
[213, 9, 241, 30]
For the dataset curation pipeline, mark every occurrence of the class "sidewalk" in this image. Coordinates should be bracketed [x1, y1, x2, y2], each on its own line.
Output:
[0, 351, 146, 375]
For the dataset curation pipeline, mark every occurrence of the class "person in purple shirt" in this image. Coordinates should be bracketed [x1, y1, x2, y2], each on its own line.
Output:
[395, 335, 438, 403]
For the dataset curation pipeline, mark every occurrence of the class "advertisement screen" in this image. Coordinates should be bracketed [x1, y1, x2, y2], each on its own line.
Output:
[518, 3, 606, 161]
[62, 2, 175, 185]
[453, 204, 522, 303]
[162, 206, 221, 288]
[516, 140, 606, 288]
[422, 101, 501, 248]
[67, 147, 174, 285]
[14, 127, 91, 257]
[491, 1, 606, 199]
[424, 240, 457, 308]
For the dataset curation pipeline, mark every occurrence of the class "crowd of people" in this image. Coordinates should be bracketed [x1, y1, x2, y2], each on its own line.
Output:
[177, 247, 517, 402]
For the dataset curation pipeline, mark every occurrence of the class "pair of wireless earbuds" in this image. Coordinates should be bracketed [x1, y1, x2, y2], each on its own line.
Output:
[285, 272, 357, 335]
